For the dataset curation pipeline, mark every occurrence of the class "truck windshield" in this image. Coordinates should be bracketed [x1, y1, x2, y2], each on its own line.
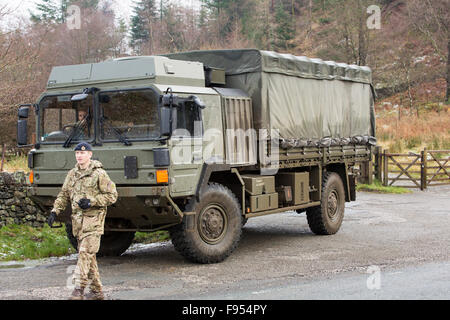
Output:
[39, 94, 94, 144]
[99, 89, 160, 141]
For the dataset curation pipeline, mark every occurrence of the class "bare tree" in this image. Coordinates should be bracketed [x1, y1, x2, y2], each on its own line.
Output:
[407, 0, 450, 104]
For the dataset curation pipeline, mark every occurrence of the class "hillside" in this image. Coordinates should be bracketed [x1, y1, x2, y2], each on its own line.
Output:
[0, 0, 448, 150]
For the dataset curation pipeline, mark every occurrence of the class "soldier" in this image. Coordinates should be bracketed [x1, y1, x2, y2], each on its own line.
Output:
[73, 109, 91, 140]
[77, 109, 88, 122]
[47, 142, 118, 300]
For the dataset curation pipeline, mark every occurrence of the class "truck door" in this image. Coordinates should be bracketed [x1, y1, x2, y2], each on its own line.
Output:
[169, 100, 204, 197]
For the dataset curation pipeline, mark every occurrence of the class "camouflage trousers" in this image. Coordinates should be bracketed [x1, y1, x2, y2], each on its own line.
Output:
[74, 235, 102, 291]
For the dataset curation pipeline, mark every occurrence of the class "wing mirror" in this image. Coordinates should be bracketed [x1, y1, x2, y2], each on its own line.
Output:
[160, 91, 178, 138]
[17, 105, 33, 147]
[18, 106, 30, 119]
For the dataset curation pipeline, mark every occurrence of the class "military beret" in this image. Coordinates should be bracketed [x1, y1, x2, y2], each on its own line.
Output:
[74, 142, 93, 151]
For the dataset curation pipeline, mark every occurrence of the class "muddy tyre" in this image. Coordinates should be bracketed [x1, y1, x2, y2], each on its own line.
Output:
[65, 223, 135, 257]
[306, 172, 345, 235]
[169, 183, 243, 264]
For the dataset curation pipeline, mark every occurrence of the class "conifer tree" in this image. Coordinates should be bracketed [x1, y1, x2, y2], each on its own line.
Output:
[30, 0, 99, 24]
[273, 2, 295, 51]
[130, 0, 158, 52]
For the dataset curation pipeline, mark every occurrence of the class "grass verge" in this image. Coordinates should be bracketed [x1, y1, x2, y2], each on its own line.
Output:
[356, 179, 412, 194]
[0, 224, 76, 262]
[133, 231, 170, 244]
[0, 224, 171, 262]
[2, 155, 29, 173]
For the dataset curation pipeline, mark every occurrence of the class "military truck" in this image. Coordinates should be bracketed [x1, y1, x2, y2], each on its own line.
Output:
[17, 49, 376, 263]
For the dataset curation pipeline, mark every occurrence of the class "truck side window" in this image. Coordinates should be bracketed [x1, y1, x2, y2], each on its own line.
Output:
[99, 89, 160, 141]
[174, 101, 203, 137]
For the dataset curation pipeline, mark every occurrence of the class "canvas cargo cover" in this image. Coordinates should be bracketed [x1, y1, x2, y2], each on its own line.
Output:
[165, 49, 376, 145]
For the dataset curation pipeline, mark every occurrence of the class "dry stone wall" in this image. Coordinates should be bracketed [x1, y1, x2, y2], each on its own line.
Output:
[0, 172, 47, 228]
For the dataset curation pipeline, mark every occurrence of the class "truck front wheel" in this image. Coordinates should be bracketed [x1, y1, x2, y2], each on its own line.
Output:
[306, 172, 345, 235]
[169, 183, 243, 264]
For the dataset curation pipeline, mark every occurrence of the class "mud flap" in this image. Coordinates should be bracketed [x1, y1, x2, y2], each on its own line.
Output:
[184, 212, 196, 232]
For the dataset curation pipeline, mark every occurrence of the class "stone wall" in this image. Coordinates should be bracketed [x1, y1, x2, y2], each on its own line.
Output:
[0, 172, 47, 228]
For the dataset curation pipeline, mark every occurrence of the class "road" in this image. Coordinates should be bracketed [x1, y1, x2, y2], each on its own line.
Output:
[0, 186, 449, 300]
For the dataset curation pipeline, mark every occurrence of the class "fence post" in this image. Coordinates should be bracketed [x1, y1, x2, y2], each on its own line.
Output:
[375, 146, 382, 181]
[0, 144, 5, 172]
[383, 149, 388, 186]
[421, 148, 427, 190]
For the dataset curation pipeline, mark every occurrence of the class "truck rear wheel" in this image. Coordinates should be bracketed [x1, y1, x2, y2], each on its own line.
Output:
[65, 223, 135, 257]
[169, 183, 243, 264]
[306, 172, 345, 235]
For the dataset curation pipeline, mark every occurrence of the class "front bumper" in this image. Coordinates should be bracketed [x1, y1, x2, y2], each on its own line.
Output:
[30, 185, 169, 198]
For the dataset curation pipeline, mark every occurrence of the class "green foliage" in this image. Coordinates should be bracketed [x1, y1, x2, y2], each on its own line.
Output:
[319, 17, 331, 25]
[130, 0, 158, 50]
[424, 102, 445, 113]
[201, 0, 258, 41]
[29, 0, 99, 24]
[161, 5, 186, 52]
[356, 179, 412, 194]
[0, 224, 171, 262]
[134, 231, 170, 244]
[273, 2, 295, 50]
[405, 136, 422, 150]
[30, 0, 65, 24]
[2, 155, 29, 173]
[378, 132, 392, 142]
[427, 136, 450, 151]
[0, 224, 76, 262]
[389, 140, 404, 154]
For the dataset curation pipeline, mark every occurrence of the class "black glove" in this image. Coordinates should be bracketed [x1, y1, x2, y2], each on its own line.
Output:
[78, 198, 91, 210]
[47, 211, 57, 227]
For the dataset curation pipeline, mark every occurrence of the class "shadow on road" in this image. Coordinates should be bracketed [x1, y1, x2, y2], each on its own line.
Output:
[101, 220, 316, 267]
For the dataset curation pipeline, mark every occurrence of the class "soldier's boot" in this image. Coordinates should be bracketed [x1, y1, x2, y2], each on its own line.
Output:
[70, 287, 85, 300]
[85, 289, 104, 301]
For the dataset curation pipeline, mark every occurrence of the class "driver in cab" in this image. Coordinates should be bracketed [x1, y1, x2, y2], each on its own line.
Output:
[71, 108, 91, 140]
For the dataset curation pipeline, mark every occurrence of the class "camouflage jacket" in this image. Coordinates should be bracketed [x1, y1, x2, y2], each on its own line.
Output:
[52, 160, 118, 239]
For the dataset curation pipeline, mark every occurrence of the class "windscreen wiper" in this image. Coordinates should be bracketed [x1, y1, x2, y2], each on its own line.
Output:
[63, 118, 88, 148]
[100, 116, 132, 146]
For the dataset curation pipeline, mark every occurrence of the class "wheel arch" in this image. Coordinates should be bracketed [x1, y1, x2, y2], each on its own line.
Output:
[325, 163, 353, 202]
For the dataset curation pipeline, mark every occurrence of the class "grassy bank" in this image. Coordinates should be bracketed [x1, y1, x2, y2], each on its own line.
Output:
[0, 224, 171, 262]
[1, 155, 29, 173]
[134, 231, 170, 244]
[0, 224, 76, 262]
[356, 179, 412, 194]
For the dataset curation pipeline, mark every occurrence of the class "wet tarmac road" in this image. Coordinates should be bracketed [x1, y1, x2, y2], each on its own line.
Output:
[0, 186, 449, 300]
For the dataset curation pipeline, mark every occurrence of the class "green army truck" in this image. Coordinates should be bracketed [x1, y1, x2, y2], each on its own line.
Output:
[17, 49, 376, 263]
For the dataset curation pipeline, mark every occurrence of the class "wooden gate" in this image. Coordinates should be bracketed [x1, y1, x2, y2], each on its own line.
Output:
[374, 148, 450, 190]
[424, 150, 450, 188]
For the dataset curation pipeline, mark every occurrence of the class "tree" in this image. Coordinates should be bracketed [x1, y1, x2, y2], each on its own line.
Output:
[130, 0, 158, 53]
[30, 0, 99, 24]
[30, 0, 66, 24]
[314, 0, 378, 65]
[201, 0, 257, 42]
[273, 2, 295, 51]
[160, 4, 186, 52]
[407, 0, 450, 104]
